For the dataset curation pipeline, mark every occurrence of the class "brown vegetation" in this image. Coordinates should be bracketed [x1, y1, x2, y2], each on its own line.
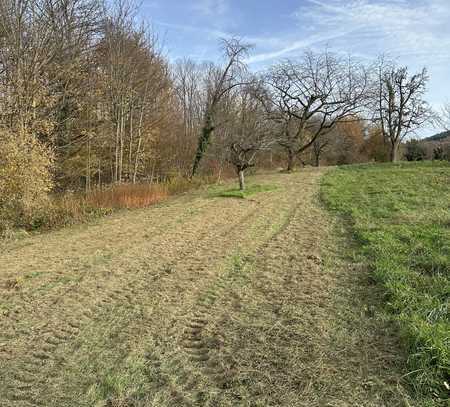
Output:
[0, 170, 416, 406]
[0, 129, 54, 232]
[86, 184, 169, 209]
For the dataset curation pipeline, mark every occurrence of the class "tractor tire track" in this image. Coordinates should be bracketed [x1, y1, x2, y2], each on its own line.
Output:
[0, 172, 323, 406]
[1, 196, 265, 404]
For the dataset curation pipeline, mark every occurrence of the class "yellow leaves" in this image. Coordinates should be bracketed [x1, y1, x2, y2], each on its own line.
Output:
[0, 129, 54, 231]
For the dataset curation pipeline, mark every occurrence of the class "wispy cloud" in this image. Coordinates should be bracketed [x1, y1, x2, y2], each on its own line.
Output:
[298, 0, 450, 58]
[248, 0, 450, 65]
[155, 20, 228, 40]
[144, 0, 450, 122]
[246, 30, 355, 64]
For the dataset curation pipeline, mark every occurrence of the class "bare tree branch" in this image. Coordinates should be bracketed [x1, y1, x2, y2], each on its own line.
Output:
[265, 50, 368, 170]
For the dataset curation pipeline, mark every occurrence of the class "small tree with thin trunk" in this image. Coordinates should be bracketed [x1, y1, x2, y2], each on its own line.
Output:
[371, 59, 431, 162]
[221, 83, 275, 191]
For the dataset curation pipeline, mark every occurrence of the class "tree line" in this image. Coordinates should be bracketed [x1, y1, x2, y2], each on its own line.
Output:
[0, 0, 441, 226]
[187, 46, 434, 187]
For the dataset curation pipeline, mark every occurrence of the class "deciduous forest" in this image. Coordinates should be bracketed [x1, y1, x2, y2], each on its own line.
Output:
[2, 0, 446, 234]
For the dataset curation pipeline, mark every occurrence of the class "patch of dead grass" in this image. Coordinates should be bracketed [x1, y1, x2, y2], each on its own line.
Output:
[0, 169, 419, 406]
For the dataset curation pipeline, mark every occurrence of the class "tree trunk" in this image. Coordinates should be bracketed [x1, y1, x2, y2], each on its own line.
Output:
[114, 117, 120, 183]
[98, 159, 101, 187]
[128, 104, 133, 181]
[133, 81, 149, 184]
[238, 169, 245, 191]
[390, 142, 399, 162]
[86, 136, 91, 192]
[315, 153, 320, 167]
[192, 113, 214, 177]
[119, 105, 125, 183]
[286, 149, 295, 171]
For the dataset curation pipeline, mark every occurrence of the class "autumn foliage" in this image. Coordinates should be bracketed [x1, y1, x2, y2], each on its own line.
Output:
[0, 0, 436, 233]
[0, 129, 54, 232]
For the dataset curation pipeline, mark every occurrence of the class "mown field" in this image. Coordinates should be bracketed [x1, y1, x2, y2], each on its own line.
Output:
[322, 161, 450, 404]
[0, 165, 447, 406]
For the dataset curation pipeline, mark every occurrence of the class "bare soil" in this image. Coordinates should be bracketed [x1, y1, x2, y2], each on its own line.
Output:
[0, 170, 413, 406]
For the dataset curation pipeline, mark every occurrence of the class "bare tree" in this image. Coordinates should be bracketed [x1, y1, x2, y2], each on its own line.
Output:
[371, 59, 431, 162]
[96, 2, 171, 184]
[191, 38, 251, 177]
[265, 50, 368, 171]
[0, 0, 102, 130]
[218, 83, 275, 190]
[172, 59, 206, 174]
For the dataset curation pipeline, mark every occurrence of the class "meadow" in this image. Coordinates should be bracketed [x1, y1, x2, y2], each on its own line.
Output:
[322, 161, 450, 402]
[1, 164, 448, 406]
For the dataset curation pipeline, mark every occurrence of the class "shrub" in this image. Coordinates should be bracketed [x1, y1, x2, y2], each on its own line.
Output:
[433, 146, 444, 160]
[29, 193, 111, 231]
[86, 183, 169, 209]
[0, 129, 54, 234]
[404, 139, 426, 161]
[85, 176, 217, 210]
[0, 162, 225, 236]
[433, 144, 450, 161]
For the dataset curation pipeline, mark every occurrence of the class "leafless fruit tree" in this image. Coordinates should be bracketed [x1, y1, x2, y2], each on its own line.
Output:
[265, 50, 368, 171]
[441, 103, 450, 131]
[370, 59, 431, 162]
[217, 81, 276, 190]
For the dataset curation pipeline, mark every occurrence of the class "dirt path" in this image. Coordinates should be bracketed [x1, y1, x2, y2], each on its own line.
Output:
[0, 170, 413, 406]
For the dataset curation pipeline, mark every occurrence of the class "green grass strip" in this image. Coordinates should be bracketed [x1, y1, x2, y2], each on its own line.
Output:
[210, 183, 279, 199]
[321, 161, 450, 403]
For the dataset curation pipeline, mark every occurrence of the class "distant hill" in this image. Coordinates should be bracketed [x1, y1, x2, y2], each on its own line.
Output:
[423, 130, 450, 142]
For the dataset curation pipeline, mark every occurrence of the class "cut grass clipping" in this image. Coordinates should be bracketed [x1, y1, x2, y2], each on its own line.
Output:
[210, 184, 278, 199]
[321, 161, 450, 403]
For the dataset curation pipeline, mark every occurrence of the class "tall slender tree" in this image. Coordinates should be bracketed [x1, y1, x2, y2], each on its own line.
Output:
[191, 38, 251, 177]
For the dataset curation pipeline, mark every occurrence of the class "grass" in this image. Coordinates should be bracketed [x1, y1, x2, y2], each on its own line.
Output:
[1, 168, 424, 405]
[209, 183, 278, 198]
[0, 171, 299, 406]
[321, 161, 450, 403]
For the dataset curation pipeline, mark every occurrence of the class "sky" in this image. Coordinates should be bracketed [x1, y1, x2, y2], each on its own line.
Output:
[142, 0, 450, 136]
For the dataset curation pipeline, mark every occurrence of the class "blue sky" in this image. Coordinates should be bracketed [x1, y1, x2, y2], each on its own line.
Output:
[143, 0, 450, 135]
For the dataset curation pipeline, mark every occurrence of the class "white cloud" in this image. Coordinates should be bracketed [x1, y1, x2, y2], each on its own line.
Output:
[155, 20, 290, 56]
[248, 0, 450, 64]
[297, 0, 450, 58]
[155, 20, 228, 40]
[246, 30, 355, 64]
